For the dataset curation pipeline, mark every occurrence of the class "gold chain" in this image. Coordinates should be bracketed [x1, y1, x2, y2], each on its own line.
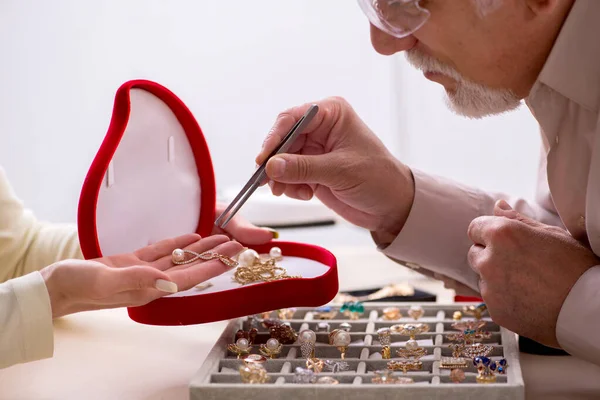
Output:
[232, 256, 301, 285]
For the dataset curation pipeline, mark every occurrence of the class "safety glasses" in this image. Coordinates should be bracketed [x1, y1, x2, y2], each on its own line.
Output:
[357, 0, 430, 38]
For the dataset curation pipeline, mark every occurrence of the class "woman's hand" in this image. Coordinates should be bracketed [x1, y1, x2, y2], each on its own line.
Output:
[41, 233, 243, 318]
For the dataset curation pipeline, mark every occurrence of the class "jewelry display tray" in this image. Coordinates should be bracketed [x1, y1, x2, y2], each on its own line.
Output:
[189, 302, 525, 400]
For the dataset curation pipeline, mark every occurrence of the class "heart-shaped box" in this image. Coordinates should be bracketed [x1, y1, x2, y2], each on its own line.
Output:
[76, 79, 339, 325]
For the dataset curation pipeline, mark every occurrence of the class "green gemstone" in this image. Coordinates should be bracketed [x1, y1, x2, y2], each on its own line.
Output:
[354, 302, 364, 313]
[340, 303, 350, 312]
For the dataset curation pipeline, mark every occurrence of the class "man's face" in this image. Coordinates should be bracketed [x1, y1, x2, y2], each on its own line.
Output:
[369, 0, 573, 118]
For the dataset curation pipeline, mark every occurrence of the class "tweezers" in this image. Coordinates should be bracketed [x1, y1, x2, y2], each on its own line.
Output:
[214, 104, 319, 229]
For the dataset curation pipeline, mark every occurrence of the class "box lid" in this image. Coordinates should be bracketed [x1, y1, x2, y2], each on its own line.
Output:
[77, 80, 338, 325]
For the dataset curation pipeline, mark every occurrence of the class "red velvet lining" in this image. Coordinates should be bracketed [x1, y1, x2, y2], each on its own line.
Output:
[127, 241, 339, 325]
[77, 80, 216, 259]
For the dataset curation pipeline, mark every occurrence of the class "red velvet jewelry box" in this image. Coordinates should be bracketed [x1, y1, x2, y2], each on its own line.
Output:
[76, 79, 339, 325]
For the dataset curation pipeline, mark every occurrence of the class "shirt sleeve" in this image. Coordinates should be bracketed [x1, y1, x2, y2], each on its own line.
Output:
[555, 266, 600, 366]
[0, 271, 54, 369]
[0, 166, 83, 284]
[374, 168, 564, 291]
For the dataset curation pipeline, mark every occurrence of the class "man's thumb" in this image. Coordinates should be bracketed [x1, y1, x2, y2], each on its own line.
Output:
[265, 154, 338, 185]
[117, 266, 178, 293]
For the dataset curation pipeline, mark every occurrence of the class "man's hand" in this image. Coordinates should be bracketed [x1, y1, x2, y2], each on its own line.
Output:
[256, 97, 415, 239]
[467, 200, 600, 348]
[211, 202, 279, 244]
[42, 233, 244, 318]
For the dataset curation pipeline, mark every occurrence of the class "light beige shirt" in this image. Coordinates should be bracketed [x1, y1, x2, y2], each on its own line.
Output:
[378, 0, 600, 367]
[0, 167, 82, 369]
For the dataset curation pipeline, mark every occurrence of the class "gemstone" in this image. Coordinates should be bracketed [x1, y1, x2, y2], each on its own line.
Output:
[340, 303, 351, 313]
[172, 248, 185, 262]
[498, 366, 504, 373]
[333, 331, 351, 346]
[405, 339, 418, 351]
[238, 249, 259, 267]
[481, 357, 491, 366]
[498, 359, 507, 366]
[269, 247, 282, 258]
[266, 338, 280, 350]
[473, 357, 482, 366]
[353, 302, 365, 313]
[300, 329, 316, 344]
[489, 363, 497, 371]
[236, 338, 249, 350]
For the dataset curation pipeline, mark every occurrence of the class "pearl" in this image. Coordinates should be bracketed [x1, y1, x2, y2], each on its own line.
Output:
[266, 338, 280, 350]
[300, 329, 316, 343]
[238, 249, 259, 267]
[172, 248, 185, 262]
[269, 247, 282, 259]
[405, 339, 418, 351]
[236, 338, 249, 350]
[334, 331, 351, 346]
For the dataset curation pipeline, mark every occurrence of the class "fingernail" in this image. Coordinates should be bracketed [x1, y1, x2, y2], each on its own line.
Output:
[262, 227, 280, 239]
[299, 187, 312, 201]
[497, 200, 513, 211]
[269, 158, 286, 178]
[155, 279, 178, 293]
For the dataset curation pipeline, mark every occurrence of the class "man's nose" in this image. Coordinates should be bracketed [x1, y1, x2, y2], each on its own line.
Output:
[370, 24, 417, 55]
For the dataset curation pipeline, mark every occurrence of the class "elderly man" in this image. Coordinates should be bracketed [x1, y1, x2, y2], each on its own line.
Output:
[257, 0, 600, 368]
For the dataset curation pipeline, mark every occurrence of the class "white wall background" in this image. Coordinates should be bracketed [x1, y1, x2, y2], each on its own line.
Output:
[0, 0, 541, 224]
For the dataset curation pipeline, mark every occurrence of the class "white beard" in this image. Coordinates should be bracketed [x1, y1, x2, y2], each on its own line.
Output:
[405, 48, 522, 119]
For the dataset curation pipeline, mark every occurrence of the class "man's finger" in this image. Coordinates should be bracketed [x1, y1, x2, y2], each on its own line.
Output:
[135, 233, 201, 263]
[256, 102, 326, 166]
[467, 216, 499, 245]
[219, 213, 279, 245]
[467, 243, 486, 272]
[265, 153, 342, 186]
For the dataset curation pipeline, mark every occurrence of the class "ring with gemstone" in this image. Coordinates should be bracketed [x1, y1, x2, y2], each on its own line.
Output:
[243, 354, 267, 365]
[461, 343, 494, 358]
[316, 322, 330, 333]
[239, 362, 269, 384]
[408, 305, 424, 320]
[324, 360, 350, 373]
[306, 357, 324, 373]
[299, 329, 317, 359]
[387, 360, 422, 373]
[377, 327, 392, 359]
[293, 367, 316, 384]
[382, 307, 402, 321]
[462, 303, 488, 320]
[269, 323, 298, 345]
[329, 329, 352, 359]
[390, 323, 430, 339]
[227, 338, 252, 358]
[312, 306, 338, 320]
[340, 301, 365, 320]
[259, 338, 282, 359]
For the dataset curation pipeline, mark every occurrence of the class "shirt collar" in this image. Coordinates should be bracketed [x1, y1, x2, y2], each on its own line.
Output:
[530, 0, 600, 114]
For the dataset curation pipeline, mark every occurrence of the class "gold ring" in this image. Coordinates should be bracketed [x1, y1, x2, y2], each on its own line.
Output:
[239, 363, 269, 384]
[382, 307, 402, 321]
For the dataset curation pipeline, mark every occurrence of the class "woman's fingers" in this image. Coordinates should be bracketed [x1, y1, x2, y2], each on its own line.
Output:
[165, 241, 244, 291]
[134, 233, 201, 263]
[152, 234, 231, 270]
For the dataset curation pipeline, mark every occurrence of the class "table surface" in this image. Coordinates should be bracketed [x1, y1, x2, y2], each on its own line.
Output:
[2, 222, 600, 400]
